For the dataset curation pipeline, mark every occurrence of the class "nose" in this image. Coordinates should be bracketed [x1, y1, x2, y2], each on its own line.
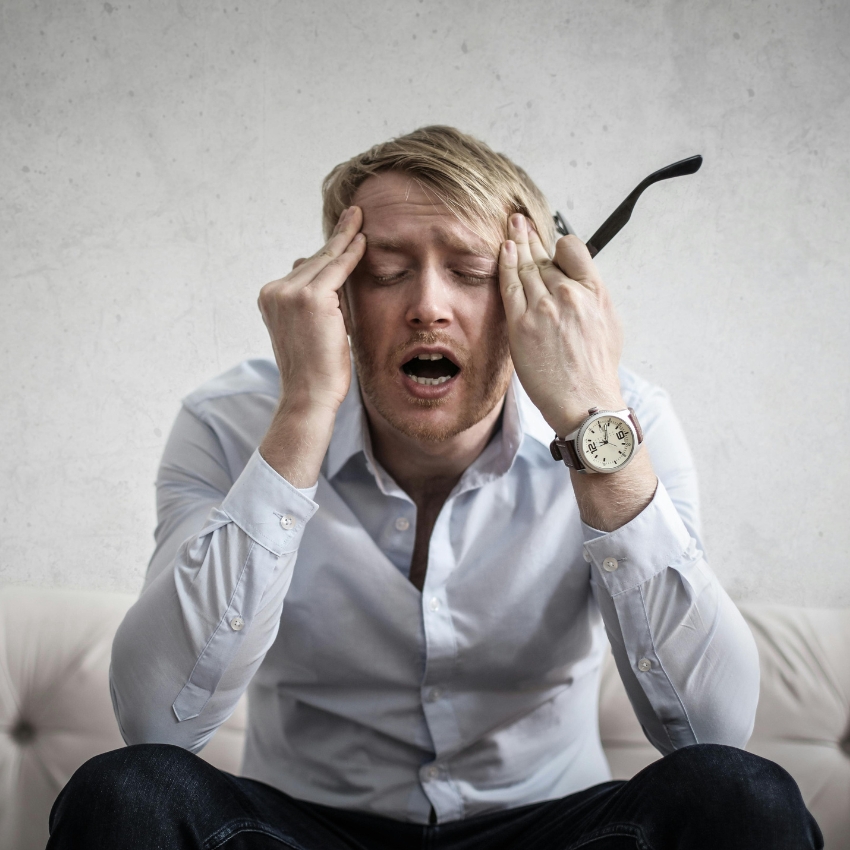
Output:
[404, 266, 452, 329]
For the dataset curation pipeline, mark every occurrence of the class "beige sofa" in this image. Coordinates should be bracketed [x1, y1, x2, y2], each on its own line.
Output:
[1, 585, 848, 849]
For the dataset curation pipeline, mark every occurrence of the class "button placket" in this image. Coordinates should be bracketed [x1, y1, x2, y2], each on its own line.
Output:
[428, 687, 443, 702]
[418, 501, 464, 820]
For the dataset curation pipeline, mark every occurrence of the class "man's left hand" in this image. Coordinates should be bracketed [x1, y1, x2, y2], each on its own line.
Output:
[499, 213, 625, 437]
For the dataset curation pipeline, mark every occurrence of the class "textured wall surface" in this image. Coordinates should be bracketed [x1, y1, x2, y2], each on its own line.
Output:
[1, 0, 848, 603]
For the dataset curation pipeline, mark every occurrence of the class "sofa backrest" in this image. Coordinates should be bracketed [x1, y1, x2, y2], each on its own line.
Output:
[1, 586, 847, 849]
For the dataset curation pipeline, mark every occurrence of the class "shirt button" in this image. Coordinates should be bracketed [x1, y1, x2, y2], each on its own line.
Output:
[230, 616, 245, 631]
[425, 765, 440, 780]
[427, 687, 443, 702]
[637, 657, 652, 672]
[602, 557, 619, 572]
[395, 517, 410, 531]
[583, 549, 592, 563]
[280, 515, 294, 530]
[428, 597, 441, 612]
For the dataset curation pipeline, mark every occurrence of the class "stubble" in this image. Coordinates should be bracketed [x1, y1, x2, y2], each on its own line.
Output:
[350, 327, 513, 443]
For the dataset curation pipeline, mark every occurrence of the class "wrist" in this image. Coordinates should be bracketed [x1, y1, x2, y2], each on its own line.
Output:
[571, 452, 657, 532]
[278, 382, 347, 419]
[260, 400, 337, 488]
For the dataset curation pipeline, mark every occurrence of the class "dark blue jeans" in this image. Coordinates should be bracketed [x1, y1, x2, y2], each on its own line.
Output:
[48, 743, 822, 849]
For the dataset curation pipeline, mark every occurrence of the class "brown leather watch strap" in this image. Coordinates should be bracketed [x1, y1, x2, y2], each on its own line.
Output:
[549, 437, 586, 471]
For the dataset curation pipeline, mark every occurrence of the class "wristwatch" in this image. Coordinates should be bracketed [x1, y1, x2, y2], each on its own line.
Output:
[550, 407, 644, 474]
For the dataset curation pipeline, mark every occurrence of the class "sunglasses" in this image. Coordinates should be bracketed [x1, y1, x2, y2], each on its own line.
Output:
[553, 155, 703, 258]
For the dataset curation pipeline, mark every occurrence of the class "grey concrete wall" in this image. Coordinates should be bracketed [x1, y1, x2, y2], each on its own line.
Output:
[2, 0, 848, 604]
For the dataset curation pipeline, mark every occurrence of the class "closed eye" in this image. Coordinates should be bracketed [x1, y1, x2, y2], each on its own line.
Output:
[372, 271, 409, 285]
[371, 270, 496, 285]
[455, 271, 496, 284]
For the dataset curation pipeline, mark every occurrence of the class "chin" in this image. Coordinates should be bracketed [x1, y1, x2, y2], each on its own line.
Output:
[382, 408, 474, 443]
[366, 376, 512, 444]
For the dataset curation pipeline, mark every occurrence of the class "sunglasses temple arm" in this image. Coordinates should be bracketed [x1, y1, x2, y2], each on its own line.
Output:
[585, 184, 645, 258]
[586, 155, 703, 257]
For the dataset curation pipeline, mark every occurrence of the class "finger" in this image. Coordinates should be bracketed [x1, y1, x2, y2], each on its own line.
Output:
[498, 239, 527, 322]
[553, 235, 600, 291]
[525, 222, 571, 292]
[508, 214, 549, 304]
[296, 206, 364, 279]
[292, 257, 307, 270]
[310, 232, 366, 291]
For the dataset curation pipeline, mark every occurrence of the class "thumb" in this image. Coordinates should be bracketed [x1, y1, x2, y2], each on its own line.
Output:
[553, 235, 597, 286]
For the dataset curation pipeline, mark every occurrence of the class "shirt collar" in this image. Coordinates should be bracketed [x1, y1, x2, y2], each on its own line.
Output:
[322, 362, 554, 483]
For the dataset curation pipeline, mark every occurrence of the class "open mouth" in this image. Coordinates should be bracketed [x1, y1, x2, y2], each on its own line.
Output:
[401, 353, 460, 386]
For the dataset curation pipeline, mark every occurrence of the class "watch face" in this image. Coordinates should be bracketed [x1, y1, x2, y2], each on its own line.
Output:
[580, 414, 635, 473]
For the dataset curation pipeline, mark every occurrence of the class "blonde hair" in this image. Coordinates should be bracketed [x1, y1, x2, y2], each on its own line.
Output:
[321, 125, 555, 252]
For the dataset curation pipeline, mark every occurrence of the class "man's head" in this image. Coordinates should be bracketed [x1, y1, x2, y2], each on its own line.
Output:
[322, 126, 555, 252]
[322, 126, 554, 444]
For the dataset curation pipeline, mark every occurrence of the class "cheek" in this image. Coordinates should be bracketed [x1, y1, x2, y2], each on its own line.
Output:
[345, 284, 403, 346]
[465, 287, 507, 338]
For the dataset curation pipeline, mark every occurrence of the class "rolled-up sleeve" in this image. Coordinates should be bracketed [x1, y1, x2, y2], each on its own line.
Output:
[587, 482, 760, 754]
[110, 406, 317, 752]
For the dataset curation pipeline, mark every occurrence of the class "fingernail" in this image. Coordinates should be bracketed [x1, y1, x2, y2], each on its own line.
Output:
[504, 240, 516, 257]
[511, 213, 525, 230]
[353, 233, 365, 243]
[338, 207, 351, 223]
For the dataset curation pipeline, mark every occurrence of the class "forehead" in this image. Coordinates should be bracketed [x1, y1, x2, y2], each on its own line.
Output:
[351, 171, 497, 255]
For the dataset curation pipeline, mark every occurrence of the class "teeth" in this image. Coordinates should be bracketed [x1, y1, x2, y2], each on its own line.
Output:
[416, 353, 444, 361]
[409, 375, 452, 386]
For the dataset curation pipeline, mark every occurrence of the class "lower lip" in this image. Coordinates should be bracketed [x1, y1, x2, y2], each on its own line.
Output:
[400, 369, 460, 399]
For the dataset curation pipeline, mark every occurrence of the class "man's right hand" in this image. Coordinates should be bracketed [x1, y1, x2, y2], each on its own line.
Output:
[257, 206, 366, 487]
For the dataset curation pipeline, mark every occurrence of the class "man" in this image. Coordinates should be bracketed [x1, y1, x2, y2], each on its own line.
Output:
[49, 126, 822, 848]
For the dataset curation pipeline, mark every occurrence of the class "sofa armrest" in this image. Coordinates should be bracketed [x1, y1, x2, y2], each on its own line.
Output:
[0, 585, 246, 850]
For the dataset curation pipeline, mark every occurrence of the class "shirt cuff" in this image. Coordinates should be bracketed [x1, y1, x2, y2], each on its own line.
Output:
[582, 480, 694, 596]
[220, 449, 318, 556]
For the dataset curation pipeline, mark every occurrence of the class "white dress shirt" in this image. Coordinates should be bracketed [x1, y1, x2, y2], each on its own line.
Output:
[110, 359, 759, 824]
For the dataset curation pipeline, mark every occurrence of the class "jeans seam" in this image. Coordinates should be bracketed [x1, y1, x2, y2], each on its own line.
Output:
[563, 823, 652, 850]
[203, 819, 302, 850]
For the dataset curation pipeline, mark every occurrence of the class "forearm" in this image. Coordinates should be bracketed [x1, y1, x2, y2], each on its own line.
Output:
[587, 483, 760, 753]
[111, 526, 296, 750]
[570, 449, 657, 532]
[260, 398, 337, 488]
[111, 450, 317, 750]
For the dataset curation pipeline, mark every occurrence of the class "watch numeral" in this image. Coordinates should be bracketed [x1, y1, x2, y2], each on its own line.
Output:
[587, 440, 597, 453]
[616, 429, 626, 440]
